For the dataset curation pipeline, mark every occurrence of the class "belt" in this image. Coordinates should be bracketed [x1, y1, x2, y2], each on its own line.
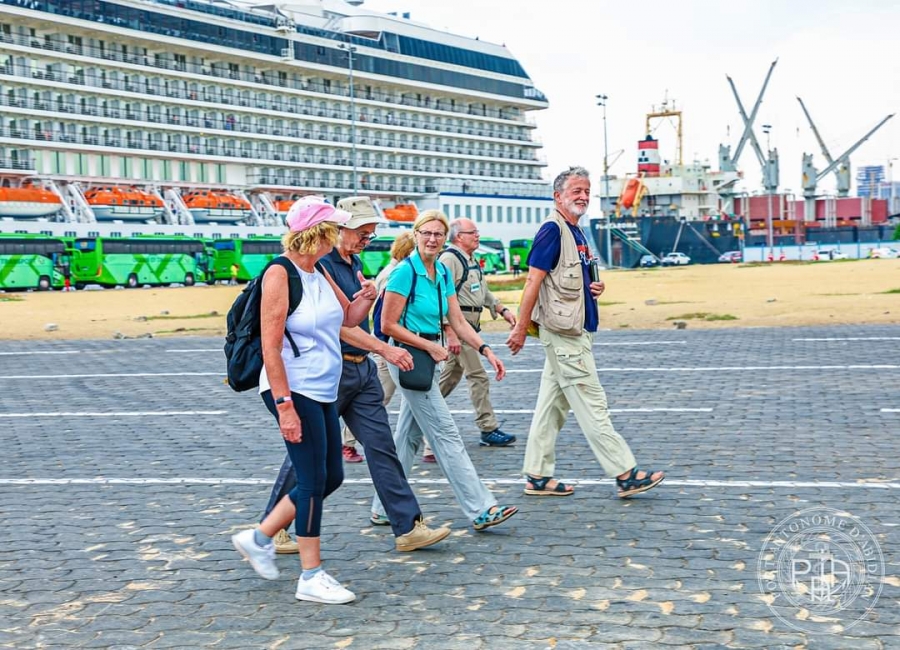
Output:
[342, 353, 368, 364]
[411, 332, 441, 341]
[459, 306, 483, 313]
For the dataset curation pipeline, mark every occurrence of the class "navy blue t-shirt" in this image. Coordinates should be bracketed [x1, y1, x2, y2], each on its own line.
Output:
[527, 220, 599, 332]
[318, 249, 369, 356]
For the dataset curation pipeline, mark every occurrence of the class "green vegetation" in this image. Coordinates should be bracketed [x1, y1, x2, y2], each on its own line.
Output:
[0, 295, 24, 302]
[144, 312, 221, 321]
[881, 288, 900, 294]
[892, 223, 900, 240]
[667, 312, 739, 322]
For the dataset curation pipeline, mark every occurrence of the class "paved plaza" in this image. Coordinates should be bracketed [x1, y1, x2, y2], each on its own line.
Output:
[0, 324, 898, 649]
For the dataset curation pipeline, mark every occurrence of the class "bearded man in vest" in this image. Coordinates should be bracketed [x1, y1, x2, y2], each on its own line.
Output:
[506, 167, 665, 499]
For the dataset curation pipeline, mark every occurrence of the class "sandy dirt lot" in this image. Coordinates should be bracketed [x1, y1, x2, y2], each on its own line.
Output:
[2, 259, 898, 341]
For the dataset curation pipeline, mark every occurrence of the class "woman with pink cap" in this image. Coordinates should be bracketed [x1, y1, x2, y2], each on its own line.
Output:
[232, 196, 377, 605]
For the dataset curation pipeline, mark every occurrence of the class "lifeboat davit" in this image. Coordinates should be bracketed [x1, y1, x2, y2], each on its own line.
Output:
[383, 204, 419, 222]
[183, 189, 253, 223]
[0, 183, 63, 218]
[273, 196, 302, 221]
[84, 185, 165, 221]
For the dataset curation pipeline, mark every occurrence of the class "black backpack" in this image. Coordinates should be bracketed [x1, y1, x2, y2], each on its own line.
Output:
[440, 247, 481, 294]
[224, 256, 304, 392]
[372, 257, 420, 342]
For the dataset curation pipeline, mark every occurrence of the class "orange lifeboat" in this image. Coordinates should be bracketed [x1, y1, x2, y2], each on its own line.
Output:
[0, 182, 63, 218]
[273, 195, 302, 219]
[183, 189, 253, 223]
[615, 177, 648, 217]
[383, 203, 419, 222]
[84, 185, 164, 221]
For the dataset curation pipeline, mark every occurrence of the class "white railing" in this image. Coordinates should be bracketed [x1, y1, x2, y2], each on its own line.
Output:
[164, 188, 195, 225]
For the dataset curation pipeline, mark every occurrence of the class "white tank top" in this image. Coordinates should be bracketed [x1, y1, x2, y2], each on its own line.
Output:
[258, 263, 344, 403]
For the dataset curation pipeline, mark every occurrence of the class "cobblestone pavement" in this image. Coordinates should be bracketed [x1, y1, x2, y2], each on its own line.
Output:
[0, 325, 898, 649]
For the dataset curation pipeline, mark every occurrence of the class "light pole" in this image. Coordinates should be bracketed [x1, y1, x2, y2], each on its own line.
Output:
[338, 42, 358, 193]
[596, 94, 612, 267]
[762, 124, 774, 254]
[888, 158, 898, 216]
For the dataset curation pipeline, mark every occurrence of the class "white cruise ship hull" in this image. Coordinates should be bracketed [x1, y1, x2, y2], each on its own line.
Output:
[189, 208, 253, 223]
[90, 206, 165, 222]
[0, 202, 63, 219]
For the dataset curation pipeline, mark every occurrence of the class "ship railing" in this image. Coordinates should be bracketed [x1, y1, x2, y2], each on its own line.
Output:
[0, 30, 538, 127]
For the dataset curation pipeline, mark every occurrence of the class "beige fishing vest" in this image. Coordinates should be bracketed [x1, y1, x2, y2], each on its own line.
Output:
[530, 210, 585, 337]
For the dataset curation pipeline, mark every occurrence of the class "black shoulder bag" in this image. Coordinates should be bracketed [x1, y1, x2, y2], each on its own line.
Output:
[396, 260, 444, 391]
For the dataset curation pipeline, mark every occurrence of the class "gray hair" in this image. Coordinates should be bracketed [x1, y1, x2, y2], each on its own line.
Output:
[553, 166, 590, 194]
[448, 219, 464, 243]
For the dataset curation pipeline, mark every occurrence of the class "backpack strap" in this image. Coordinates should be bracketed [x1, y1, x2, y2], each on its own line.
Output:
[266, 256, 304, 358]
[441, 247, 480, 294]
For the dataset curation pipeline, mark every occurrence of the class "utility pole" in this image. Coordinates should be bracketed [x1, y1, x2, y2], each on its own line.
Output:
[762, 123, 774, 254]
[338, 42, 358, 193]
[597, 94, 612, 267]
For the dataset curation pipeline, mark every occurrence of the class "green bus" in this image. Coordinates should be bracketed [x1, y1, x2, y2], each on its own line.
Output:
[509, 238, 534, 271]
[70, 236, 207, 288]
[479, 237, 507, 272]
[0, 233, 69, 291]
[206, 237, 282, 283]
[359, 235, 396, 278]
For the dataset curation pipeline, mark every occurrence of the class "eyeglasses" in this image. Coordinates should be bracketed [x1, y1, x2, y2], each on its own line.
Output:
[357, 232, 378, 243]
[458, 229, 480, 236]
[416, 230, 446, 240]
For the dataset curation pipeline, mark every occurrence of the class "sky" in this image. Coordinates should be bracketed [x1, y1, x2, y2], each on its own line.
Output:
[364, 0, 900, 211]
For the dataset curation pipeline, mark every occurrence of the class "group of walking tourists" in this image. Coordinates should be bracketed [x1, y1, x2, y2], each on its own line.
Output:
[231, 167, 665, 604]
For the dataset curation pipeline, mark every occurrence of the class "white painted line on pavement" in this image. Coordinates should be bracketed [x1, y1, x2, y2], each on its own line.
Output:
[524, 340, 687, 347]
[389, 407, 714, 415]
[506, 364, 900, 373]
[881, 409, 900, 413]
[793, 337, 900, 342]
[0, 372, 222, 379]
[166, 349, 221, 353]
[0, 410, 227, 418]
[0, 350, 81, 356]
[1, 478, 898, 489]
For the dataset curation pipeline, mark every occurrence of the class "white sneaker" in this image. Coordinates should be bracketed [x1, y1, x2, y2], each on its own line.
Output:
[295, 570, 356, 605]
[232, 529, 279, 580]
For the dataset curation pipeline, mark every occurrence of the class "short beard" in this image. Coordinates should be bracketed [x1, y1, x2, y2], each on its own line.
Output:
[562, 198, 588, 218]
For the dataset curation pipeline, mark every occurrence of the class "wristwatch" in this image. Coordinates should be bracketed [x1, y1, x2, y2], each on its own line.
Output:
[499, 307, 510, 316]
[478, 343, 491, 356]
[274, 395, 293, 405]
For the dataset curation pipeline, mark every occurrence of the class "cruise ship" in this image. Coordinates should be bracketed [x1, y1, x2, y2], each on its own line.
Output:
[0, 0, 552, 241]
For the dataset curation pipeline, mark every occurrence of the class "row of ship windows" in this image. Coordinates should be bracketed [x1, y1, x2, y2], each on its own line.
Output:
[0, 87, 538, 161]
[0, 53, 534, 144]
[442, 204, 551, 225]
[0, 8, 537, 102]
[0, 124, 544, 182]
[0, 27, 531, 123]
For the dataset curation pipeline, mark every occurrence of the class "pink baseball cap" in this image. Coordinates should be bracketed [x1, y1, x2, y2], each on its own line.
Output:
[286, 196, 351, 232]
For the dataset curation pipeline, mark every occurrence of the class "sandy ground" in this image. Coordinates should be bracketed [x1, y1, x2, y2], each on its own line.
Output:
[2, 259, 899, 341]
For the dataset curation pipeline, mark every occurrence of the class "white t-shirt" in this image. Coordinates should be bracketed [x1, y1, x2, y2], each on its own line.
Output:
[258, 263, 344, 403]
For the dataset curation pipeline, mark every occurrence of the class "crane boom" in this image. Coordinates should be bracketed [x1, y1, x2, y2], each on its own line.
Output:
[796, 97, 834, 165]
[815, 114, 895, 182]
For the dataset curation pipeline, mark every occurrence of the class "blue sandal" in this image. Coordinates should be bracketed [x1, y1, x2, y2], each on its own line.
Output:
[616, 468, 665, 498]
[473, 504, 518, 531]
[524, 476, 574, 496]
[370, 513, 391, 526]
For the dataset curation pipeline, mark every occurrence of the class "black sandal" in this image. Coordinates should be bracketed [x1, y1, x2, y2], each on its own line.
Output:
[524, 475, 574, 496]
[616, 468, 665, 498]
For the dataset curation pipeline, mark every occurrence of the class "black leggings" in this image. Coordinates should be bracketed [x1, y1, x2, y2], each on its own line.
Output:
[262, 391, 343, 538]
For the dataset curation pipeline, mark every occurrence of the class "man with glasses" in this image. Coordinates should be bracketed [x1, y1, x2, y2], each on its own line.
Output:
[419, 217, 518, 461]
[261, 196, 451, 555]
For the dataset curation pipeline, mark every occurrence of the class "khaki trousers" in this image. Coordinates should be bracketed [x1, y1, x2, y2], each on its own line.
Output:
[342, 354, 397, 446]
[522, 329, 636, 478]
[438, 340, 499, 432]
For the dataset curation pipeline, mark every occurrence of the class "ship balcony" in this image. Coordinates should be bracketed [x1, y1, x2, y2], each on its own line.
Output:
[0, 156, 35, 173]
[0, 30, 540, 128]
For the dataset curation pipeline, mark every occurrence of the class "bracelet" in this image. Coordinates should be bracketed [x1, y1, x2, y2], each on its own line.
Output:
[478, 343, 490, 356]
[499, 307, 510, 316]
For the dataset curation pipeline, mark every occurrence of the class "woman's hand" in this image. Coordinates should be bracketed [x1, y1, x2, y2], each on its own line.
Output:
[278, 405, 302, 443]
[485, 350, 506, 381]
[429, 341, 449, 363]
[352, 271, 377, 301]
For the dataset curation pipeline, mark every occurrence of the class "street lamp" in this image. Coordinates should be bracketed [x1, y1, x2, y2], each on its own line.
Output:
[596, 93, 612, 267]
[762, 123, 774, 253]
[888, 158, 899, 216]
[338, 42, 358, 193]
